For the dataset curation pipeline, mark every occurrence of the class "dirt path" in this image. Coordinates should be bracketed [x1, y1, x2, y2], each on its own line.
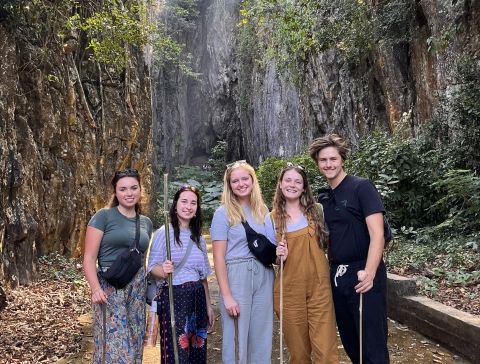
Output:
[67, 240, 469, 364]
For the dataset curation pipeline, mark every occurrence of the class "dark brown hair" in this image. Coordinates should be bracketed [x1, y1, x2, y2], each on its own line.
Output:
[108, 168, 144, 213]
[169, 185, 203, 248]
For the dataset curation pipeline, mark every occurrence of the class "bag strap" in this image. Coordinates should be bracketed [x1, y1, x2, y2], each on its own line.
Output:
[241, 220, 257, 235]
[150, 230, 196, 284]
[131, 214, 140, 251]
[323, 189, 391, 246]
[320, 187, 366, 224]
[172, 237, 195, 277]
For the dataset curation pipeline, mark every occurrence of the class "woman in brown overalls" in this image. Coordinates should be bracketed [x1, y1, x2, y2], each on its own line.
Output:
[266, 164, 339, 363]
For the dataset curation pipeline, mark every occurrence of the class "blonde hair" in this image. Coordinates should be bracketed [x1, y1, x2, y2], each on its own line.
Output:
[221, 161, 268, 225]
[272, 165, 328, 249]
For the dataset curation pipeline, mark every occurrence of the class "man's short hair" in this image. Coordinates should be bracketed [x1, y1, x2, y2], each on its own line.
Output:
[309, 134, 350, 162]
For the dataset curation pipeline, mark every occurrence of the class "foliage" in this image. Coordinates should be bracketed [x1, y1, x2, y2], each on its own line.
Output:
[239, 0, 374, 82]
[346, 131, 442, 228]
[450, 56, 480, 172]
[257, 154, 323, 208]
[153, 165, 223, 229]
[414, 58, 480, 177]
[1, 0, 76, 44]
[207, 140, 228, 179]
[2, 0, 195, 74]
[67, 1, 152, 71]
[254, 107, 480, 295]
[427, 170, 480, 236]
[346, 117, 480, 293]
[426, 22, 458, 53]
[153, 0, 199, 76]
[65, 0, 196, 74]
[388, 234, 480, 293]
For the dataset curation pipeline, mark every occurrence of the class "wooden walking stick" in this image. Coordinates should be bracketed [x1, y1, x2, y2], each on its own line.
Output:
[164, 174, 180, 364]
[279, 233, 285, 364]
[234, 317, 240, 364]
[359, 292, 363, 364]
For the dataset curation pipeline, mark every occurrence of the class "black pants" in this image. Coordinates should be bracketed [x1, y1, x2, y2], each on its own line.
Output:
[330, 260, 389, 364]
[157, 281, 208, 364]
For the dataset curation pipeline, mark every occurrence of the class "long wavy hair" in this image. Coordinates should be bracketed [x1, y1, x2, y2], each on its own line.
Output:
[221, 161, 268, 225]
[108, 168, 144, 213]
[272, 165, 328, 249]
[169, 185, 203, 248]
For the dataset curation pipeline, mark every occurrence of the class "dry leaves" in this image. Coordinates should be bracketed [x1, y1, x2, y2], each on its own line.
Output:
[390, 267, 480, 316]
[433, 281, 480, 316]
[0, 254, 90, 364]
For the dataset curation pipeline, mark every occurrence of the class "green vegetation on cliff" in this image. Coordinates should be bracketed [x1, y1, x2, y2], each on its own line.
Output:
[1, 0, 194, 73]
[239, 0, 376, 81]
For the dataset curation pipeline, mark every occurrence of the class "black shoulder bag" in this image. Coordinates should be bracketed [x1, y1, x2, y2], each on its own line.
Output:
[100, 214, 143, 289]
[242, 220, 277, 267]
[318, 187, 393, 245]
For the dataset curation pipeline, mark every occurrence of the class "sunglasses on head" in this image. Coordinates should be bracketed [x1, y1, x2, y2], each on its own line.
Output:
[114, 168, 139, 178]
[285, 162, 305, 170]
[226, 160, 247, 169]
[178, 184, 200, 193]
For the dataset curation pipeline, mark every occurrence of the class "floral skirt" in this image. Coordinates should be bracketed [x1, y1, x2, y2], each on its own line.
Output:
[92, 267, 146, 364]
[157, 280, 208, 364]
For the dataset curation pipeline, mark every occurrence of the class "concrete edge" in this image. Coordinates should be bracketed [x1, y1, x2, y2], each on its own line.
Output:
[387, 273, 480, 363]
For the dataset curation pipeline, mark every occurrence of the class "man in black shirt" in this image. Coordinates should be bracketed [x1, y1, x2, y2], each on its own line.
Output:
[309, 134, 389, 364]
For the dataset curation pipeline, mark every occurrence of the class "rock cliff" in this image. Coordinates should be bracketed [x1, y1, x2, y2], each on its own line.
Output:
[154, 0, 479, 165]
[0, 5, 153, 286]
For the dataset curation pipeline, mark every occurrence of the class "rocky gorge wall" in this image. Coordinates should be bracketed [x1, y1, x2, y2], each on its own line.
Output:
[0, 8, 153, 286]
[1, 0, 478, 287]
[154, 0, 479, 165]
[152, 0, 241, 172]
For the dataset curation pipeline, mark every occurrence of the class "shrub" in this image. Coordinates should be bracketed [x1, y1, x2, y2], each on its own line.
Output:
[257, 154, 323, 208]
[153, 165, 222, 228]
[255, 126, 480, 294]
[207, 141, 228, 179]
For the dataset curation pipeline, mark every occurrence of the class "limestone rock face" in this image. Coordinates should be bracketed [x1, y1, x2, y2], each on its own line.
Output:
[0, 19, 153, 286]
[153, 0, 241, 172]
[154, 0, 479, 165]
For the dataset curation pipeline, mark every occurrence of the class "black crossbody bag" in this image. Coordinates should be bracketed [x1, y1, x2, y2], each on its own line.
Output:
[100, 214, 143, 289]
[318, 188, 393, 245]
[242, 220, 277, 267]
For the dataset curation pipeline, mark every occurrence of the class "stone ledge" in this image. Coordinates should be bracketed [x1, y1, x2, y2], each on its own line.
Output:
[387, 273, 480, 363]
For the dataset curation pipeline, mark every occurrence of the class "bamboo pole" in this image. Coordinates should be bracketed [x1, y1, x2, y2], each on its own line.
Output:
[359, 293, 363, 364]
[279, 233, 285, 364]
[164, 174, 179, 364]
[234, 317, 240, 364]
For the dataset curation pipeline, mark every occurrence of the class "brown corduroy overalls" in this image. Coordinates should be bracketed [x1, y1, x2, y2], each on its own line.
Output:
[273, 212, 339, 364]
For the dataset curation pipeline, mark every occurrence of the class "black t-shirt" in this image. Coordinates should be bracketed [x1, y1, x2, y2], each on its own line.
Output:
[319, 175, 385, 264]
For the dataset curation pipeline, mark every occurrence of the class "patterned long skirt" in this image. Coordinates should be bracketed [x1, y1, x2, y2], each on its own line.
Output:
[157, 280, 208, 364]
[92, 267, 146, 364]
